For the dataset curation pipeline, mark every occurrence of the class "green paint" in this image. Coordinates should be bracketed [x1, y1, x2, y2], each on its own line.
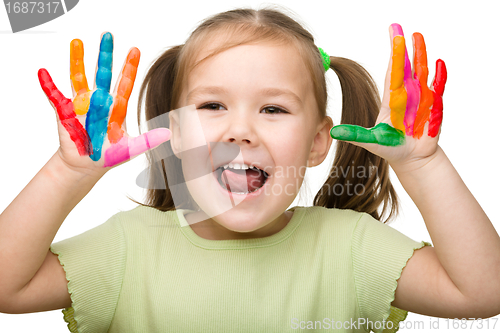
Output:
[330, 122, 405, 146]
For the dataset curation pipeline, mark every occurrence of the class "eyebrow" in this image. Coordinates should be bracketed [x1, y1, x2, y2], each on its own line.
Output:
[186, 86, 303, 106]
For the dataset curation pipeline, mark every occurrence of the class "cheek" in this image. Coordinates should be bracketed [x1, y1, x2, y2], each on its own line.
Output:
[270, 127, 311, 177]
[180, 131, 206, 150]
[179, 110, 223, 150]
[179, 116, 209, 149]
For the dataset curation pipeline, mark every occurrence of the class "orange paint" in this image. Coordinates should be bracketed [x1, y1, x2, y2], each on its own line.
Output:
[107, 47, 140, 143]
[412, 33, 434, 139]
[389, 36, 407, 133]
[70, 39, 91, 115]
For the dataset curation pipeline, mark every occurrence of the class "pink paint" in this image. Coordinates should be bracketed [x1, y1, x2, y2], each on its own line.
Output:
[103, 128, 171, 167]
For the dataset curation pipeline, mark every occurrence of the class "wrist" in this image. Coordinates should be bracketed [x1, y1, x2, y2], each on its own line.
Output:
[389, 147, 453, 212]
[390, 146, 445, 177]
[44, 151, 104, 191]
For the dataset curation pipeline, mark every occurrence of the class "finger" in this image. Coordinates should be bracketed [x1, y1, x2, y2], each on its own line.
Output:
[428, 59, 447, 137]
[103, 128, 171, 168]
[38, 68, 92, 155]
[412, 33, 434, 139]
[432, 59, 447, 97]
[38, 68, 72, 119]
[70, 39, 89, 95]
[107, 47, 140, 144]
[381, 26, 394, 109]
[391, 24, 420, 136]
[70, 39, 92, 115]
[388, 31, 407, 133]
[95, 32, 113, 92]
[86, 89, 113, 161]
[330, 123, 405, 147]
[86, 33, 115, 161]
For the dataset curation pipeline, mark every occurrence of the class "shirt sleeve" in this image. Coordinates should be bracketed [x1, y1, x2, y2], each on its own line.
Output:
[49, 214, 127, 333]
[351, 213, 432, 333]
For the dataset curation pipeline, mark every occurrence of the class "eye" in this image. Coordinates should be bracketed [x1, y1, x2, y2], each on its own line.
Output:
[198, 103, 288, 114]
[261, 106, 288, 114]
[198, 102, 226, 111]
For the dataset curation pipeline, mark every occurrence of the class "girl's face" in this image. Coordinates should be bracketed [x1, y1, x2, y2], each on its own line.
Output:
[170, 41, 333, 240]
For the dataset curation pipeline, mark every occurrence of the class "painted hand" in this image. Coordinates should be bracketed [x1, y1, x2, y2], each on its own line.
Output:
[330, 24, 447, 165]
[38, 32, 170, 170]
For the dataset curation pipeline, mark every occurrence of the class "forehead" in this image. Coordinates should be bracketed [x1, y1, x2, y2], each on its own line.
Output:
[184, 40, 314, 104]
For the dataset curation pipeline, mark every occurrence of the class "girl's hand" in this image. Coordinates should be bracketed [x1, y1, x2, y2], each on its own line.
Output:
[330, 24, 447, 168]
[38, 32, 170, 175]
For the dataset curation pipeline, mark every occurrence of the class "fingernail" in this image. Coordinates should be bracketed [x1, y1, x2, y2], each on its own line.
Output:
[391, 23, 404, 37]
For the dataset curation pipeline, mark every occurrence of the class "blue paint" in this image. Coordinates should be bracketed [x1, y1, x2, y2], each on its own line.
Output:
[86, 32, 114, 161]
[86, 90, 113, 160]
[95, 33, 113, 91]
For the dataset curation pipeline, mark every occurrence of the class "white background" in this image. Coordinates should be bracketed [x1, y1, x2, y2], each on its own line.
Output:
[1, 0, 499, 332]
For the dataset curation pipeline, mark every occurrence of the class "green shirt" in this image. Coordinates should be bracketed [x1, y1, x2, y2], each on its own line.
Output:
[49, 205, 431, 333]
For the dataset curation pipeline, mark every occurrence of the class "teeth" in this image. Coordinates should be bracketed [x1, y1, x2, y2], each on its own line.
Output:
[221, 163, 256, 170]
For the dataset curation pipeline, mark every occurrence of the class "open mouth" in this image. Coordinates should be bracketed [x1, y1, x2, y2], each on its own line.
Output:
[214, 165, 269, 194]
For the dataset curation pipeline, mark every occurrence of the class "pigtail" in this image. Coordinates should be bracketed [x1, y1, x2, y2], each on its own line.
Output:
[313, 57, 399, 223]
[136, 45, 196, 212]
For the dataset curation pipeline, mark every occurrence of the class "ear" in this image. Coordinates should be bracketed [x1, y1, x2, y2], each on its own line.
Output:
[169, 110, 183, 159]
[307, 116, 333, 167]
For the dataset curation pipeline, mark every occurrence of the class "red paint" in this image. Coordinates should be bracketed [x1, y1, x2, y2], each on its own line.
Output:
[428, 60, 447, 137]
[61, 118, 93, 155]
[433, 59, 447, 96]
[38, 69, 92, 155]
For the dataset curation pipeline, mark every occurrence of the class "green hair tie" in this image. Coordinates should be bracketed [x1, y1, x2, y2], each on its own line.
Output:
[318, 47, 330, 71]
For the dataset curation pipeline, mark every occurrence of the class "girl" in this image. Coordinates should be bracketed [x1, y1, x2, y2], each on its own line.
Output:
[1, 6, 499, 333]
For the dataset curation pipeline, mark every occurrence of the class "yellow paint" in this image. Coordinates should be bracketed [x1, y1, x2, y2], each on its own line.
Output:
[70, 39, 91, 115]
[73, 91, 92, 115]
[389, 36, 407, 133]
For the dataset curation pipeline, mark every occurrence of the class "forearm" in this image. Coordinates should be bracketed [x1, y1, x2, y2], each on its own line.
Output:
[0, 151, 102, 296]
[392, 146, 500, 304]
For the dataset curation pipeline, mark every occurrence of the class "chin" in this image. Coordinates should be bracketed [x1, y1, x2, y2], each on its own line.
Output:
[214, 210, 265, 232]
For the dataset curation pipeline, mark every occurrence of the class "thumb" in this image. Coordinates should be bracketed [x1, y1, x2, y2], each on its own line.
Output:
[330, 123, 405, 147]
[103, 128, 171, 168]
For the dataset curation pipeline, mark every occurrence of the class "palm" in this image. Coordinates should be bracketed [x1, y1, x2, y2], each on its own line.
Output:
[373, 106, 438, 164]
[38, 32, 170, 173]
[330, 24, 447, 166]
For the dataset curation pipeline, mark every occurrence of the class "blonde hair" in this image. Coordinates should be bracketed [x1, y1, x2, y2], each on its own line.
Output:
[136, 6, 399, 223]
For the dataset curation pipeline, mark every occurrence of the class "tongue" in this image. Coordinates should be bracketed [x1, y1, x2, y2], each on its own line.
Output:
[221, 168, 265, 192]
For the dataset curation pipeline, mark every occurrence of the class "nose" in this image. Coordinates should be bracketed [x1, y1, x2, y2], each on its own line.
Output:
[222, 109, 256, 145]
